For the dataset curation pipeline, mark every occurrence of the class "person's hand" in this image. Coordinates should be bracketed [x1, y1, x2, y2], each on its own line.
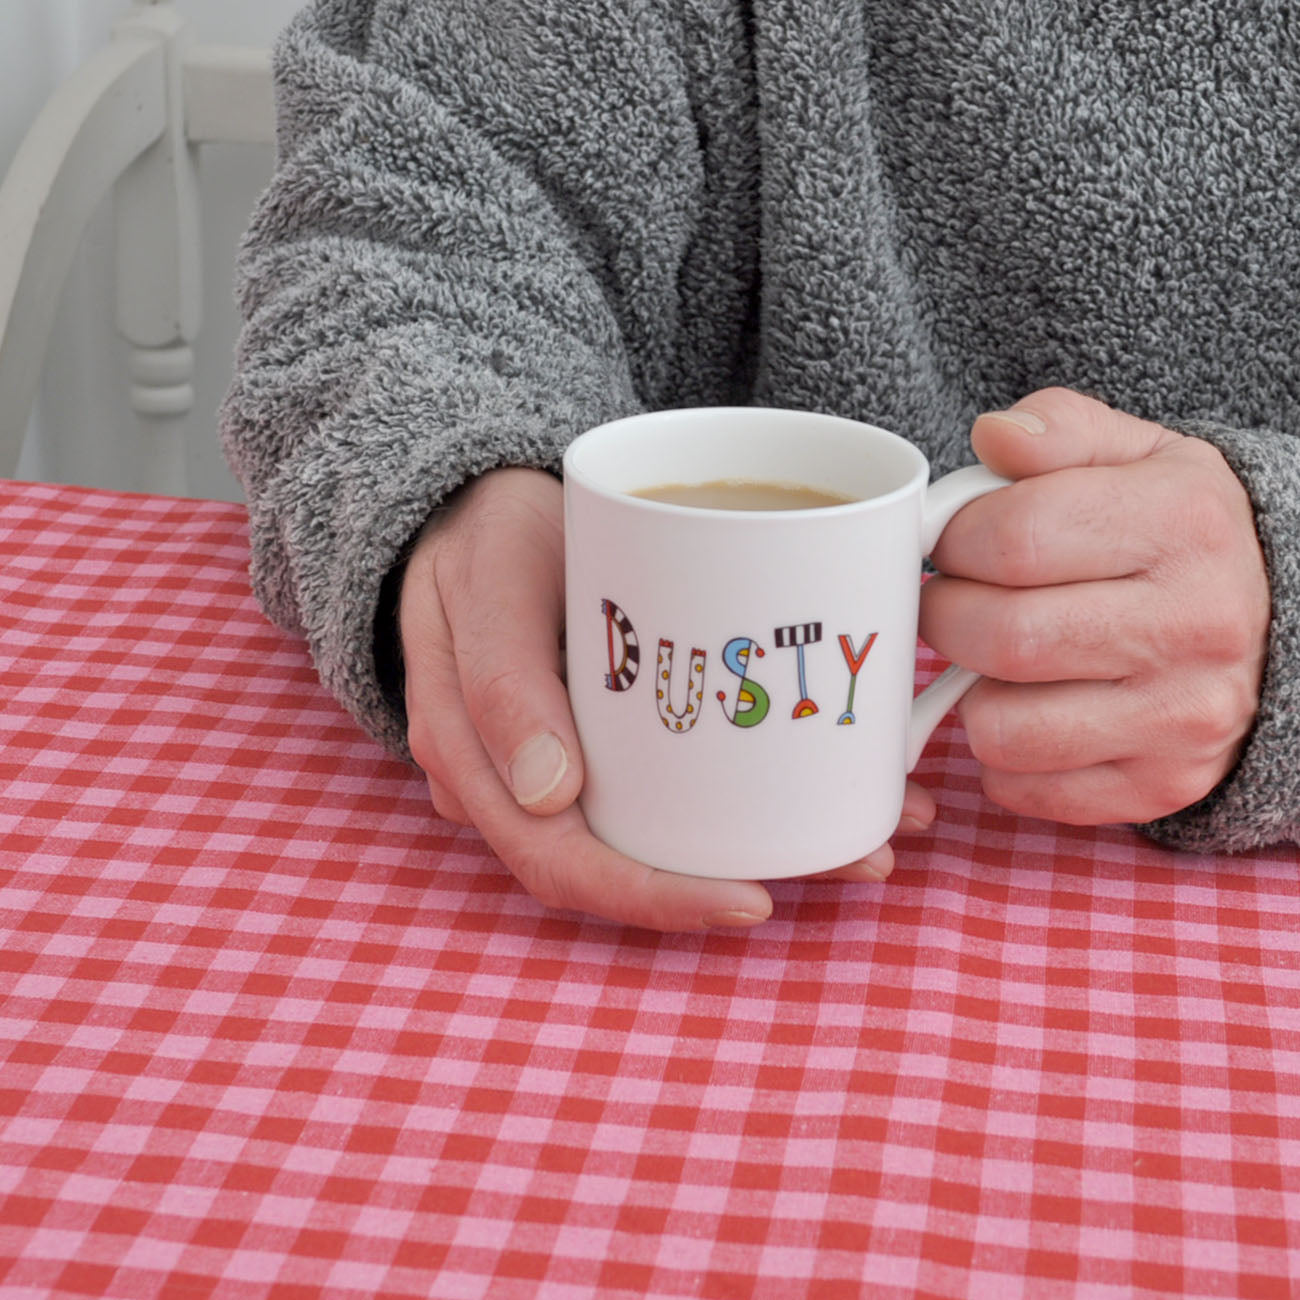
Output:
[398, 467, 935, 930]
[919, 387, 1270, 826]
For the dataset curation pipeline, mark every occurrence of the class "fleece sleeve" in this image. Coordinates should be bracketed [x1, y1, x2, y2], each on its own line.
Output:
[219, 0, 717, 756]
[1140, 420, 1300, 853]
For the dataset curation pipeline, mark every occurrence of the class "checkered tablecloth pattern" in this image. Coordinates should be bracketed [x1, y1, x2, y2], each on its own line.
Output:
[0, 478, 1297, 1299]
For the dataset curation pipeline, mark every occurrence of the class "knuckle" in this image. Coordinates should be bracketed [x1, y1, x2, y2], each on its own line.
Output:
[997, 596, 1117, 681]
[977, 767, 1047, 822]
[408, 729, 473, 827]
[984, 503, 1046, 587]
[1144, 770, 1188, 817]
[990, 603, 1047, 680]
[1055, 600, 1114, 665]
[403, 654, 465, 774]
[1156, 572, 1266, 678]
[1141, 764, 1216, 820]
[516, 829, 587, 915]
[462, 660, 535, 732]
[1189, 615, 1254, 666]
[1178, 674, 1255, 753]
[513, 826, 672, 929]
[521, 867, 567, 914]
[966, 693, 1076, 775]
[962, 688, 1012, 769]
[430, 790, 470, 826]
[406, 713, 439, 774]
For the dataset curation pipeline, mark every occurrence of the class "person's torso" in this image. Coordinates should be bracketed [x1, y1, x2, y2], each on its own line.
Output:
[733, 0, 1300, 466]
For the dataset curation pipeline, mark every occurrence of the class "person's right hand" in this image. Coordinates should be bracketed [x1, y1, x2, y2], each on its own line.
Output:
[399, 467, 928, 930]
[398, 467, 770, 930]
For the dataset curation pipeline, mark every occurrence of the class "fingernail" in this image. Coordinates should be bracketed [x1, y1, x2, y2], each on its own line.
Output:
[857, 846, 895, 882]
[508, 732, 567, 806]
[987, 407, 1048, 435]
[836, 861, 890, 882]
[898, 814, 931, 833]
[852, 864, 891, 883]
[701, 909, 769, 929]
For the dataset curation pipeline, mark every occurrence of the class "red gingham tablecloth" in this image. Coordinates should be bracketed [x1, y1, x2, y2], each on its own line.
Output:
[0, 478, 1297, 1300]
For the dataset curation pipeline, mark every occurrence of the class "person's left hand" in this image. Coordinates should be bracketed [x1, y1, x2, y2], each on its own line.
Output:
[919, 387, 1270, 826]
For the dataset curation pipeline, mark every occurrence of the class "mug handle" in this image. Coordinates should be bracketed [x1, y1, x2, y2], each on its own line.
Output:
[907, 464, 1012, 772]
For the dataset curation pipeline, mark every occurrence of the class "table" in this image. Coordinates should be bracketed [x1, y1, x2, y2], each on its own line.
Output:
[0, 478, 1297, 1300]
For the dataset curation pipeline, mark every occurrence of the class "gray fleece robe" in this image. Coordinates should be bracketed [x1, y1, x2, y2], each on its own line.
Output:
[221, 0, 1300, 854]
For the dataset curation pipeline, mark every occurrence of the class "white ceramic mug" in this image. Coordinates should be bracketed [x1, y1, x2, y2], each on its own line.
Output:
[563, 407, 1008, 879]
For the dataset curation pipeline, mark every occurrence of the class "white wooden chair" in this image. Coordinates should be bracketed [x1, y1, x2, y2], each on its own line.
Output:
[0, 0, 273, 493]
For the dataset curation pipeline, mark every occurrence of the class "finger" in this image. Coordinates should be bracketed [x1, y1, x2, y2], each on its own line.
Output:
[425, 775, 470, 826]
[416, 646, 773, 927]
[817, 842, 894, 883]
[809, 783, 935, 882]
[420, 470, 583, 815]
[969, 387, 1181, 480]
[929, 457, 1173, 586]
[402, 566, 487, 814]
[449, 730, 774, 930]
[920, 572, 1171, 681]
[979, 756, 1226, 827]
[900, 779, 938, 832]
[405, 592, 772, 927]
[958, 674, 1254, 776]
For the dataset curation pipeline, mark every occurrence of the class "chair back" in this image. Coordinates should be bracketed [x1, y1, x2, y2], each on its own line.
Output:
[0, 0, 272, 493]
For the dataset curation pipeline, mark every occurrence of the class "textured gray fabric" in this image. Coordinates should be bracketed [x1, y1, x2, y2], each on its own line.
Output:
[221, 0, 1300, 852]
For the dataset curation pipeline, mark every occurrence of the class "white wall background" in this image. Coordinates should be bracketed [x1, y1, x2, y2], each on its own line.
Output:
[1, 0, 305, 500]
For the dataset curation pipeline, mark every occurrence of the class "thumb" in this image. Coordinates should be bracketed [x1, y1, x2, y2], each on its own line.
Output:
[419, 469, 584, 817]
[970, 386, 1182, 479]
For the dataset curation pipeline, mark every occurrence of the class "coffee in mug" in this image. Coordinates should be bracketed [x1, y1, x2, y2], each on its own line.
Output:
[631, 480, 857, 511]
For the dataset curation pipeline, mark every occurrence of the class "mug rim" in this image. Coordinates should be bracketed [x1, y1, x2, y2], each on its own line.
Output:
[562, 406, 931, 518]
